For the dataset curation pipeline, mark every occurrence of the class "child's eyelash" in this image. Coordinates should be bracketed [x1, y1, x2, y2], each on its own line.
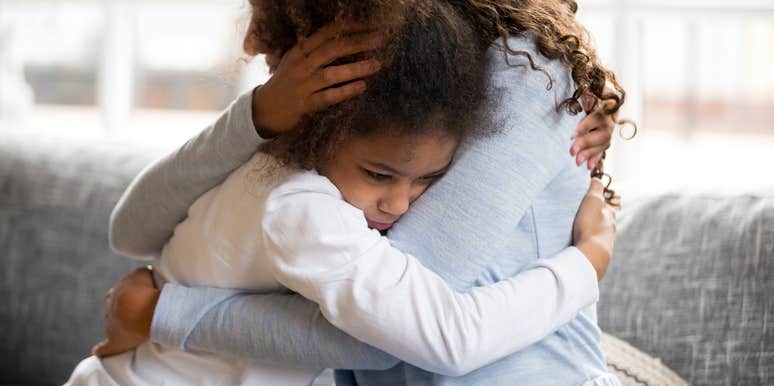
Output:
[365, 170, 391, 181]
[421, 173, 445, 180]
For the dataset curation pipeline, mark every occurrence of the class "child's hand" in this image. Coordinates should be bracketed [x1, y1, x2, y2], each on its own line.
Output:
[570, 103, 616, 170]
[572, 178, 618, 281]
[252, 20, 384, 137]
[92, 267, 159, 358]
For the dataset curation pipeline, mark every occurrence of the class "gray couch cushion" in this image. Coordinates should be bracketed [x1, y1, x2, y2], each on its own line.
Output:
[599, 194, 774, 386]
[0, 131, 163, 385]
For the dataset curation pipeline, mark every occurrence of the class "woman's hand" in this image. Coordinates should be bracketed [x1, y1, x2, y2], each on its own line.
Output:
[252, 21, 384, 137]
[91, 267, 160, 358]
[572, 178, 618, 281]
[570, 100, 616, 171]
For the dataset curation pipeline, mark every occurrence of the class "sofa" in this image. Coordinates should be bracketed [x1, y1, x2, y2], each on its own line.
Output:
[1, 128, 771, 385]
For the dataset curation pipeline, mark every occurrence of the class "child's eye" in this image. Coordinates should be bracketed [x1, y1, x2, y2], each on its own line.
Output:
[365, 169, 391, 182]
[420, 173, 445, 182]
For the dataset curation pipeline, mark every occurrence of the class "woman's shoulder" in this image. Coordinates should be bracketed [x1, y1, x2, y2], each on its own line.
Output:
[481, 31, 577, 136]
[489, 32, 537, 53]
[485, 32, 571, 88]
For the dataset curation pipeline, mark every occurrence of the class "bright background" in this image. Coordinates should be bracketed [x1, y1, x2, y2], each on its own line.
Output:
[1, 0, 773, 197]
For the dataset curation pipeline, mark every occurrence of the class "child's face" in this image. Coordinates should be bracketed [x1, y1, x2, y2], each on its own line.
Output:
[320, 131, 458, 231]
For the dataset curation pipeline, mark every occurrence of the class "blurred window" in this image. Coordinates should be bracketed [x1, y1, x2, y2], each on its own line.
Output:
[3, 3, 103, 106]
[579, 5, 774, 136]
[577, 1, 774, 193]
[640, 17, 774, 135]
[134, 3, 246, 111]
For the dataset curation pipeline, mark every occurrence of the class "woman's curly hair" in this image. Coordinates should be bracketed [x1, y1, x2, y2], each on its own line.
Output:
[243, 0, 493, 171]
[447, 0, 633, 204]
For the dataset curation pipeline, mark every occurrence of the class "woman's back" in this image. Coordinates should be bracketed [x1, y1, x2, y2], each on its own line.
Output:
[341, 33, 613, 386]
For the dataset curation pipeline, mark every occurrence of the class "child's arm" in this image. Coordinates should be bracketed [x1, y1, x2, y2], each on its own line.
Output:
[152, 247, 597, 375]
[247, 175, 603, 377]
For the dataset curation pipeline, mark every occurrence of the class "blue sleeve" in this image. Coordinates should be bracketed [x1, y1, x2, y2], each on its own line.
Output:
[151, 284, 399, 370]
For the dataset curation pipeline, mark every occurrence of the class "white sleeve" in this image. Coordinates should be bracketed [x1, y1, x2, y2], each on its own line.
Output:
[262, 183, 599, 376]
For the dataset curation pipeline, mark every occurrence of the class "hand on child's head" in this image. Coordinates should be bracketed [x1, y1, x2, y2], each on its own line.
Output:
[251, 20, 384, 137]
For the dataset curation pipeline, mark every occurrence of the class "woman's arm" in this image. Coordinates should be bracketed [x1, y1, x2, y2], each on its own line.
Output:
[109, 89, 266, 259]
[152, 286, 401, 370]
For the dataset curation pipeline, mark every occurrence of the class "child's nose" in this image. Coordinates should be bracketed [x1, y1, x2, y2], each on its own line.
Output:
[378, 188, 411, 217]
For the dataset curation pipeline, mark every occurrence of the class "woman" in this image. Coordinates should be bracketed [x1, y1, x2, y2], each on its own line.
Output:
[96, 0, 622, 384]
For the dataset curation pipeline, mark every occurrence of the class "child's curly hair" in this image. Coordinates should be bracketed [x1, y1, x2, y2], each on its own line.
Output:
[244, 0, 493, 171]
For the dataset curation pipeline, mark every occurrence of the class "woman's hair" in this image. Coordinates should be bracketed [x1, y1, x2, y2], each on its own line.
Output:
[448, 0, 632, 205]
[244, 0, 493, 170]
[244, 0, 631, 204]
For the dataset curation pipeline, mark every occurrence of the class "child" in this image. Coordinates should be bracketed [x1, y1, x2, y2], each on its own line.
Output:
[67, 1, 615, 385]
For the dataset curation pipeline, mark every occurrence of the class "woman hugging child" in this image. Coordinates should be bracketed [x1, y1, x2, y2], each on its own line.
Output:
[67, 1, 618, 385]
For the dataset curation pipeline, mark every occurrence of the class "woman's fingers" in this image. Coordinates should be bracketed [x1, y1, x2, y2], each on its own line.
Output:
[572, 109, 614, 139]
[298, 19, 373, 56]
[572, 121, 612, 167]
[92, 339, 121, 358]
[572, 111, 603, 139]
[571, 111, 614, 169]
[581, 93, 598, 114]
[306, 59, 380, 93]
[91, 340, 109, 357]
[576, 145, 607, 167]
[571, 128, 611, 156]
[252, 21, 382, 134]
[588, 153, 603, 171]
[306, 31, 383, 69]
[305, 80, 367, 112]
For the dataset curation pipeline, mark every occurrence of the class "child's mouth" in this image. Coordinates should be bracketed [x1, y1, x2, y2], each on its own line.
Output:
[367, 219, 394, 231]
